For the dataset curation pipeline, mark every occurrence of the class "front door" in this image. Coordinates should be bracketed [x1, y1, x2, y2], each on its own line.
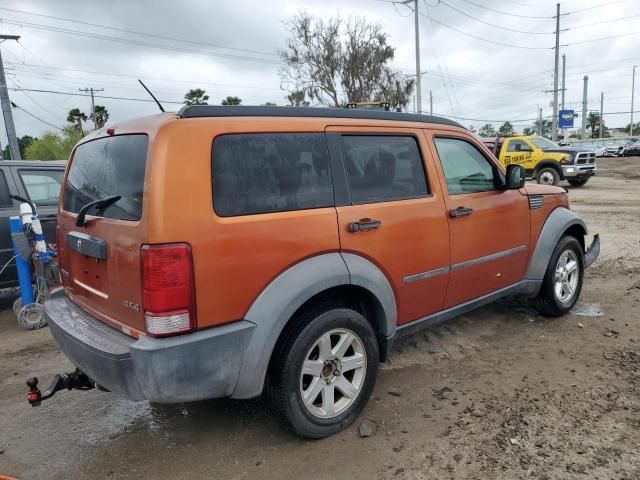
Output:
[427, 132, 530, 308]
[327, 126, 450, 325]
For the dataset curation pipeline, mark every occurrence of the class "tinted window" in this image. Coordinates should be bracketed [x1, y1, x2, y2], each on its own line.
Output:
[434, 138, 496, 194]
[212, 133, 333, 216]
[19, 169, 63, 205]
[341, 136, 428, 204]
[507, 140, 531, 152]
[0, 171, 12, 207]
[63, 135, 148, 221]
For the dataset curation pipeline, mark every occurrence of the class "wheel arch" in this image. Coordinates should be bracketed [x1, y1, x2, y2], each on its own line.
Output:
[231, 252, 396, 399]
[523, 207, 587, 295]
[534, 160, 563, 179]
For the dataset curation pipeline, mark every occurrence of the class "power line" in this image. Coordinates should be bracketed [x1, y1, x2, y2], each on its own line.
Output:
[0, 7, 277, 57]
[11, 101, 62, 130]
[0, 18, 280, 65]
[418, 9, 552, 49]
[563, 31, 640, 47]
[454, 0, 553, 19]
[8, 87, 185, 105]
[563, 0, 630, 15]
[435, 0, 555, 35]
[565, 13, 640, 30]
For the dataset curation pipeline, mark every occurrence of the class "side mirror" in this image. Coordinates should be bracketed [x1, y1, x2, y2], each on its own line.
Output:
[505, 164, 525, 189]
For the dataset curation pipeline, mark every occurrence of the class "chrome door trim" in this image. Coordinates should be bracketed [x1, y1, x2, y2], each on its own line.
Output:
[403, 265, 450, 284]
[450, 244, 527, 271]
[402, 245, 527, 284]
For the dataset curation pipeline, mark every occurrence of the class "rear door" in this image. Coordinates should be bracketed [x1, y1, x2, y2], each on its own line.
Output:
[13, 166, 64, 244]
[427, 132, 530, 308]
[327, 126, 450, 325]
[58, 134, 148, 334]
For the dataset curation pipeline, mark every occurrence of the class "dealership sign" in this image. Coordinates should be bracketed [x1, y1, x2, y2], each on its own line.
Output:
[559, 109, 577, 128]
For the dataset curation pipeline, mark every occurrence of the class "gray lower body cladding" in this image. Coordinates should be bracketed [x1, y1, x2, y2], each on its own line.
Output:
[45, 293, 255, 403]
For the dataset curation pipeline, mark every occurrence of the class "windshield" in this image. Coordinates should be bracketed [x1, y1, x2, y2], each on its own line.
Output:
[529, 137, 560, 150]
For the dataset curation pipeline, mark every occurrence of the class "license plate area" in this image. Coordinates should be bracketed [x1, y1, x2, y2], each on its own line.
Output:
[66, 231, 110, 298]
[67, 231, 107, 260]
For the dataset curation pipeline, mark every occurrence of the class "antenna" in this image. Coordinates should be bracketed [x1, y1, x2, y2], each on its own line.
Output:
[138, 79, 165, 112]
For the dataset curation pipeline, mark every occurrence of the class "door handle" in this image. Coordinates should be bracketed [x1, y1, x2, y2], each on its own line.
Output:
[449, 207, 474, 218]
[348, 219, 382, 233]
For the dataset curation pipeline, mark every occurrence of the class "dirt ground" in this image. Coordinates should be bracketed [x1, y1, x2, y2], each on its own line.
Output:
[1, 157, 639, 480]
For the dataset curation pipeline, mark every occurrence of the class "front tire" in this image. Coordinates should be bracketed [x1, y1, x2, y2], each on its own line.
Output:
[567, 178, 589, 187]
[533, 235, 584, 317]
[267, 306, 379, 438]
[536, 167, 561, 186]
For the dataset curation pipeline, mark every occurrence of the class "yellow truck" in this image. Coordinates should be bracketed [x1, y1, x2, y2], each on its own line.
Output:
[481, 135, 597, 187]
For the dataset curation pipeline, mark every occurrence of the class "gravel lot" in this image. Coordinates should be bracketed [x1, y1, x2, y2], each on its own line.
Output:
[0, 157, 638, 480]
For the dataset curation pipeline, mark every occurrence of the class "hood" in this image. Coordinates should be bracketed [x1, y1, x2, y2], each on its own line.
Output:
[524, 184, 566, 195]
[541, 147, 582, 154]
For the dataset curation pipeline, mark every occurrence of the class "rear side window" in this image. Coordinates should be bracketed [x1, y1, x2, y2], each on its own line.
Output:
[19, 169, 63, 206]
[212, 133, 333, 216]
[63, 135, 148, 221]
[434, 137, 496, 194]
[341, 135, 428, 204]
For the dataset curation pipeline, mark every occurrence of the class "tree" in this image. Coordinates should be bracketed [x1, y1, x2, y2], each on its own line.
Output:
[221, 96, 242, 105]
[624, 121, 640, 135]
[531, 118, 552, 138]
[24, 127, 83, 161]
[586, 112, 609, 138]
[261, 102, 277, 106]
[287, 90, 309, 107]
[523, 127, 536, 136]
[184, 89, 209, 105]
[91, 105, 109, 129]
[2, 135, 36, 159]
[478, 124, 496, 137]
[497, 121, 515, 136]
[279, 13, 414, 109]
[67, 108, 87, 134]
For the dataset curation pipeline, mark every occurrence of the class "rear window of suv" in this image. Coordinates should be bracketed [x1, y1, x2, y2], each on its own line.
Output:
[212, 133, 333, 216]
[63, 134, 148, 221]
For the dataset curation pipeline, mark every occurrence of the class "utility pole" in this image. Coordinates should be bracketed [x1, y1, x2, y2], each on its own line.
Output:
[631, 65, 637, 137]
[0, 34, 21, 160]
[400, 0, 422, 113]
[429, 90, 433, 115]
[538, 107, 543, 136]
[79, 87, 104, 130]
[600, 92, 604, 139]
[551, 3, 561, 142]
[561, 53, 566, 139]
[581, 75, 588, 140]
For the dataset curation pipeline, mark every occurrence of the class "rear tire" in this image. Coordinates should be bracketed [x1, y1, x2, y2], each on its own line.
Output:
[267, 305, 378, 438]
[567, 178, 589, 187]
[533, 236, 584, 317]
[536, 167, 560, 186]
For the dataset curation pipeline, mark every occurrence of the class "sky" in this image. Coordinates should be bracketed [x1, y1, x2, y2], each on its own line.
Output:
[0, 0, 638, 144]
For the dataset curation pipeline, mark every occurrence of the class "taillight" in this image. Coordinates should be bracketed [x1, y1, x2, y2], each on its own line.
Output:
[141, 243, 196, 337]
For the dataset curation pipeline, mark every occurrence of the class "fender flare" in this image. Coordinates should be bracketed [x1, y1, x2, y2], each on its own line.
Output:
[523, 207, 587, 295]
[231, 252, 396, 399]
[534, 160, 563, 179]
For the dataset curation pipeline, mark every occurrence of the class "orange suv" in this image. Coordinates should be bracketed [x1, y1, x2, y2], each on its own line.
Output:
[41, 106, 600, 438]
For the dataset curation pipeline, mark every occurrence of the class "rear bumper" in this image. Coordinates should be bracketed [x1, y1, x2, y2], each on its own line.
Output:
[45, 293, 255, 403]
[562, 164, 597, 178]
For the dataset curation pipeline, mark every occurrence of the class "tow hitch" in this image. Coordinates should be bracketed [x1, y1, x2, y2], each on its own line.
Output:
[26, 369, 95, 406]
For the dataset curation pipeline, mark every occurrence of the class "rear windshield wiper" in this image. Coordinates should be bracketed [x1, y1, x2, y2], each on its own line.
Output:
[75, 195, 121, 227]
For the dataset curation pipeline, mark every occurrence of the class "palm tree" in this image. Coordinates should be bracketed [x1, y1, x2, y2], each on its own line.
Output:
[91, 105, 109, 129]
[67, 108, 88, 134]
[586, 112, 602, 138]
[184, 89, 209, 105]
[221, 96, 242, 105]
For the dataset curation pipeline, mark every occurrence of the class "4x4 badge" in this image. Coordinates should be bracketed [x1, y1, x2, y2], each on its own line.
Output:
[123, 300, 140, 311]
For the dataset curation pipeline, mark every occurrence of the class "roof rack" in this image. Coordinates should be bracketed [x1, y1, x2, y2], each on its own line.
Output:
[177, 105, 464, 128]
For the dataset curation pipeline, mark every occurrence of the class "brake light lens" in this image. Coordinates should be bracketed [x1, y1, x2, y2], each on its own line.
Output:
[141, 243, 196, 337]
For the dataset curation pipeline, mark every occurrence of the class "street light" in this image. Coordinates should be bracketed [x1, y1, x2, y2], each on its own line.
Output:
[631, 65, 637, 137]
